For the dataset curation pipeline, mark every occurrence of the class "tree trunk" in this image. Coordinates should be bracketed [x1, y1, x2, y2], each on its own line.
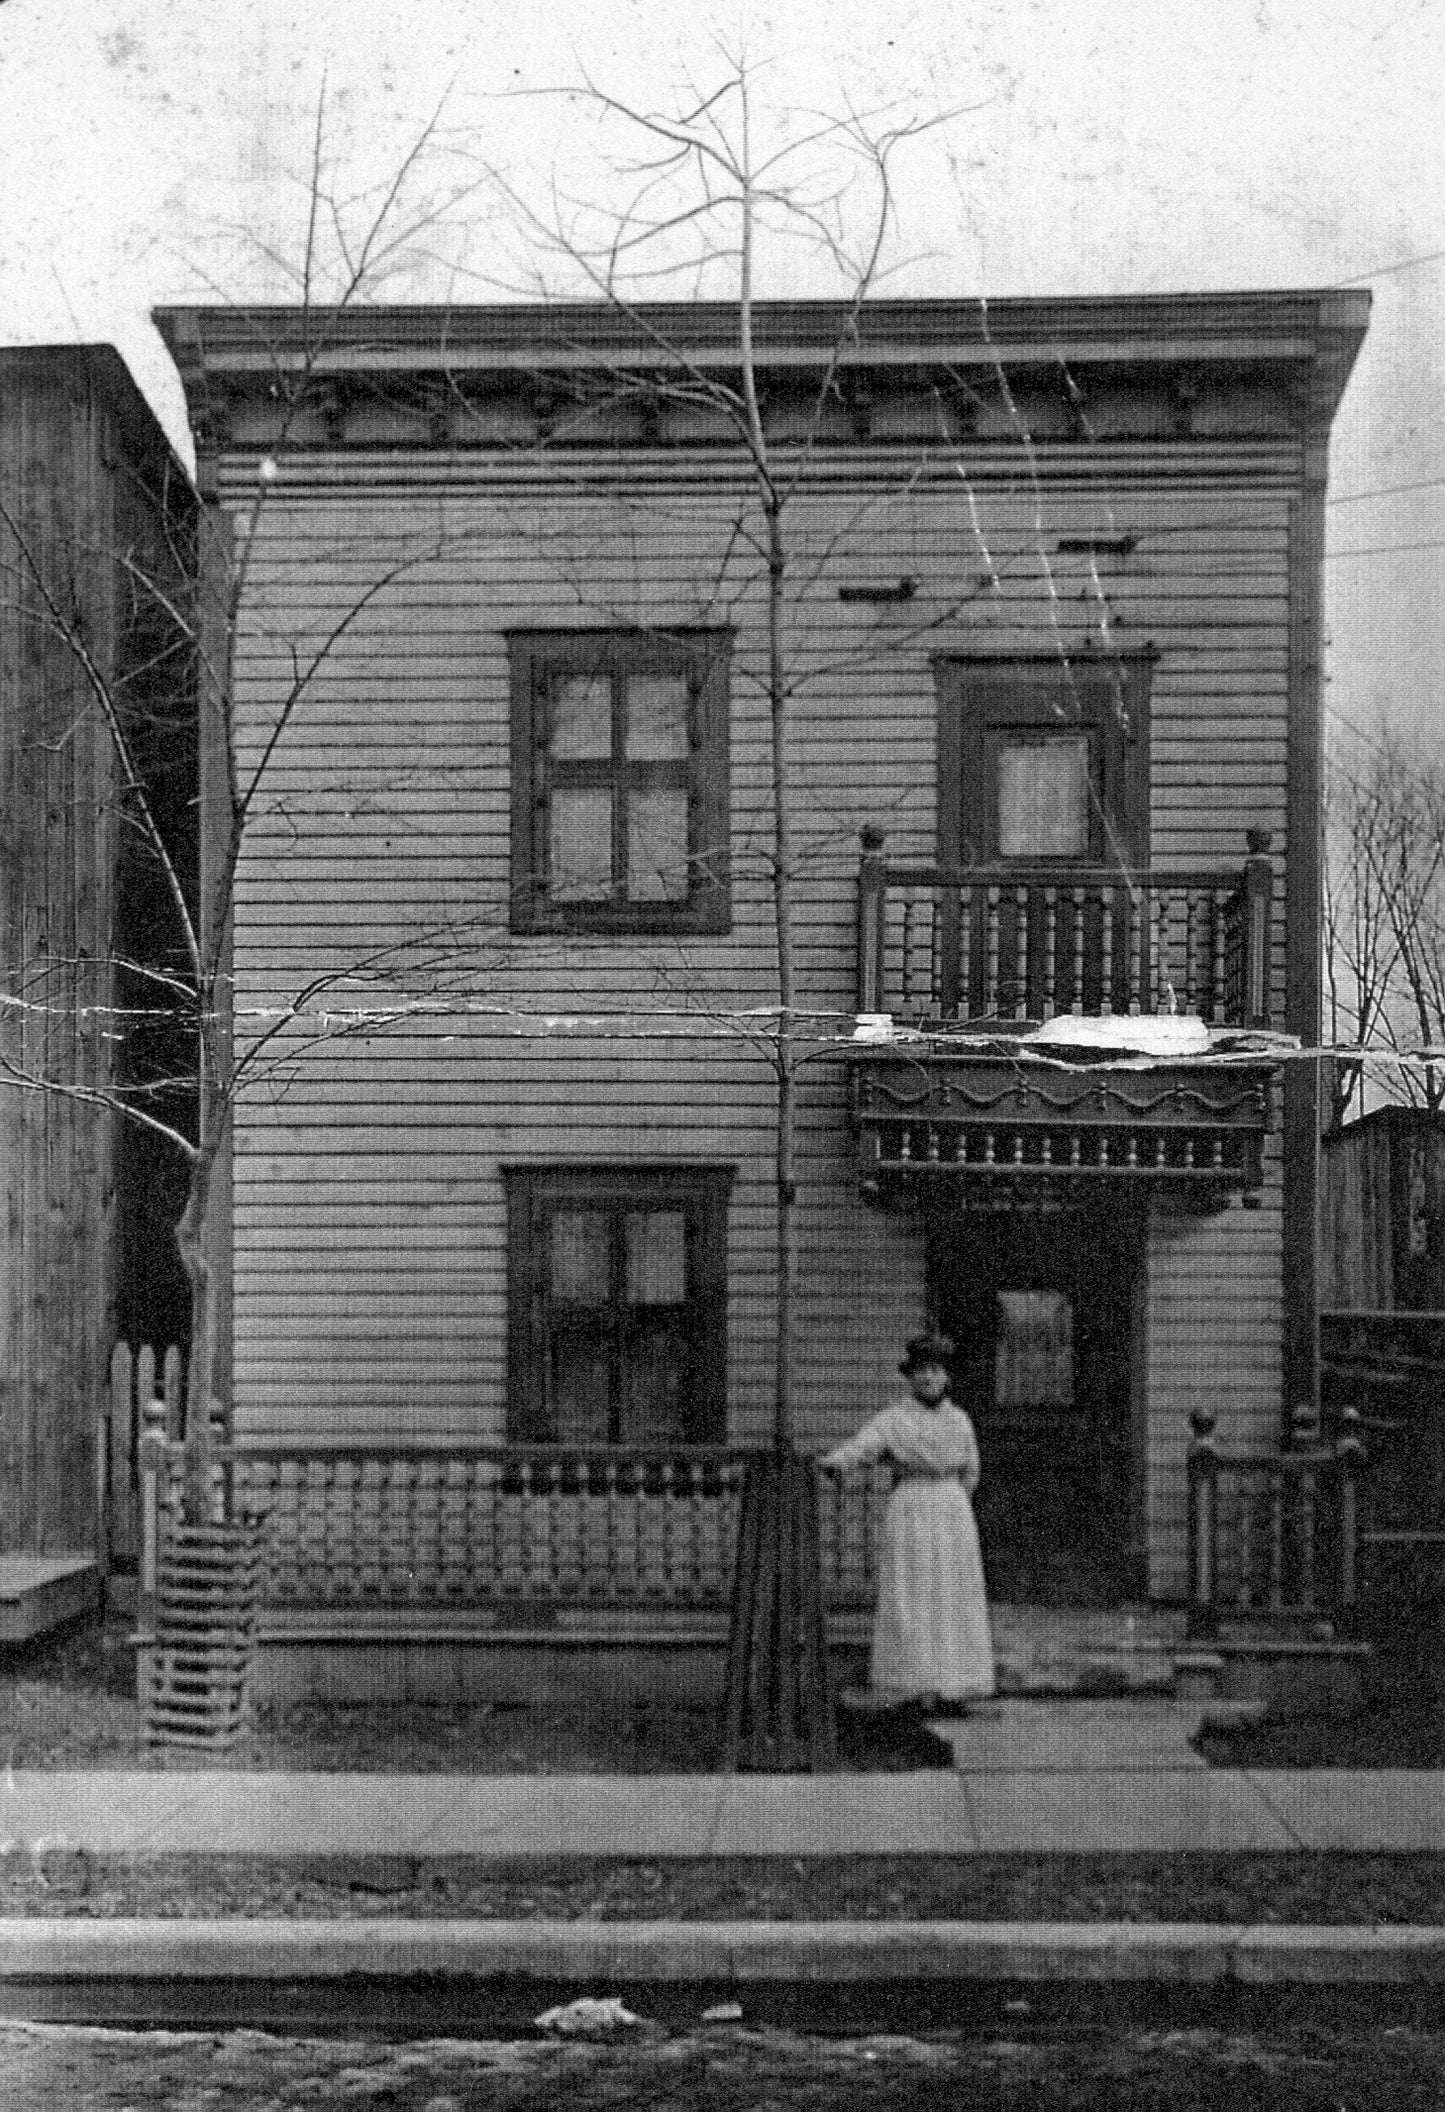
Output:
[721, 487, 835, 1769]
[766, 499, 797, 1446]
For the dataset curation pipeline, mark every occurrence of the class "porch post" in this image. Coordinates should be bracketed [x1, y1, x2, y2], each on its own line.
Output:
[1333, 1404, 1364, 1630]
[197, 500, 235, 1436]
[1281, 372, 1330, 1451]
[1187, 1406, 1220, 1641]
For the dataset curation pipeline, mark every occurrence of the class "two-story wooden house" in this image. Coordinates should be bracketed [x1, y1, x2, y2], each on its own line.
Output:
[153, 292, 1368, 1699]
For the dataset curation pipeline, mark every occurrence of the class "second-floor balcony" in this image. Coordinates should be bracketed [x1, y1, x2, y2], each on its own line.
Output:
[848, 829, 1280, 1200]
[855, 827, 1276, 1030]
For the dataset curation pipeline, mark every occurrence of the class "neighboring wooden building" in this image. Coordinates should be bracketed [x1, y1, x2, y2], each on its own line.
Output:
[1319, 1109, 1445, 1661]
[1321, 1106, 1445, 1314]
[153, 293, 1368, 1691]
[0, 346, 193, 1582]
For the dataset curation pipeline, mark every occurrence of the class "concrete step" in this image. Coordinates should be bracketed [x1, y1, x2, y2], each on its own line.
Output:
[0, 1555, 98, 1644]
[994, 1654, 1176, 1697]
[991, 1603, 1184, 1697]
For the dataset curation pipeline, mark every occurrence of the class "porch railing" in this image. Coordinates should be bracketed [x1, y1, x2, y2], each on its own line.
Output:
[133, 1407, 893, 1631]
[1186, 1406, 1364, 1639]
[856, 828, 1275, 1027]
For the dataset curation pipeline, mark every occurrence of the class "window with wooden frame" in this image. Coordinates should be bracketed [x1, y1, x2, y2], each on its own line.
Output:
[935, 655, 1154, 871]
[932, 655, 1155, 1018]
[509, 630, 731, 934]
[505, 1166, 732, 1445]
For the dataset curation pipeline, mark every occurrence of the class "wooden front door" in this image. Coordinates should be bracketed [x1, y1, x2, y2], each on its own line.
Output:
[930, 1204, 1144, 1604]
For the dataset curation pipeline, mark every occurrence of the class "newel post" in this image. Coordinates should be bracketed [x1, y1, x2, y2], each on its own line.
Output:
[856, 826, 888, 1017]
[210, 1400, 230, 1524]
[134, 1394, 169, 1661]
[1333, 1404, 1365, 1628]
[1243, 826, 1275, 1029]
[1187, 1407, 1220, 1641]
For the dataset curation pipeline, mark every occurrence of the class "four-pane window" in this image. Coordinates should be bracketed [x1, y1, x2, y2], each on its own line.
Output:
[510, 631, 730, 932]
[506, 1166, 731, 1445]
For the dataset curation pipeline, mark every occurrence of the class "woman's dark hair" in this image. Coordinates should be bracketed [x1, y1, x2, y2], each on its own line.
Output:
[899, 1332, 955, 1376]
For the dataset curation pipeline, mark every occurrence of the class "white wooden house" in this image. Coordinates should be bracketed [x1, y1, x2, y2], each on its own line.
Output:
[152, 292, 1368, 1697]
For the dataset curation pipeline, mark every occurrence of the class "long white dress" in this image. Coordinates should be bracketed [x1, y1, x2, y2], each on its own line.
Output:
[823, 1396, 996, 1704]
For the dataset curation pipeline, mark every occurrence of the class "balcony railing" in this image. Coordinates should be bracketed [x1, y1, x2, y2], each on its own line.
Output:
[132, 1413, 893, 1630]
[856, 828, 1275, 1028]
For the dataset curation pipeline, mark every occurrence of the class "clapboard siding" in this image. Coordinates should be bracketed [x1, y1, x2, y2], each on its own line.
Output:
[220, 425, 1300, 1590]
[1145, 1141, 1286, 1599]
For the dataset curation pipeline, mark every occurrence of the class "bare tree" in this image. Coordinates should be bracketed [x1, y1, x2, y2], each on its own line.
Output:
[471, 64, 962, 1434]
[1325, 720, 1445, 1124]
[434, 59, 976, 1765]
[0, 92, 505, 1518]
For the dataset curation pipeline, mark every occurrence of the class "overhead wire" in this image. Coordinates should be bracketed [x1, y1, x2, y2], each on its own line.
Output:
[1330, 244, 1445, 286]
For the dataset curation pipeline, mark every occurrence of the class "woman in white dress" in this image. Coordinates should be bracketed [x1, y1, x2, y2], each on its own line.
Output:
[823, 1332, 995, 1712]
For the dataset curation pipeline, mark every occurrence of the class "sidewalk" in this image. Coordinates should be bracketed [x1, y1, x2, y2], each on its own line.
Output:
[4, 1700, 1443, 1858]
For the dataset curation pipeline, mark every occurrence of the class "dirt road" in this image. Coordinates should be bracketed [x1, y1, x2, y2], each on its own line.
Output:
[5, 2016, 1444, 2109]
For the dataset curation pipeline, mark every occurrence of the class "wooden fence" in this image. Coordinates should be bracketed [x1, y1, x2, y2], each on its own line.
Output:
[96, 1342, 183, 1592]
[1321, 1312, 1445, 1629]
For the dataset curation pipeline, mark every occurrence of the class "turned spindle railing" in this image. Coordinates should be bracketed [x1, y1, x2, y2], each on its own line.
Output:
[130, 1414, 895, 1629]
[1186, 1404, 1365, 1640]
[857, 828, 1275, 1027]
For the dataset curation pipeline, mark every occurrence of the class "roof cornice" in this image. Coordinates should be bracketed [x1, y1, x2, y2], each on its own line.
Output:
[153, 291, 1370, 422]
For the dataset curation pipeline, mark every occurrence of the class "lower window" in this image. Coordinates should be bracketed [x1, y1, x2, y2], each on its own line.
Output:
[505, 1166, 731, 1444]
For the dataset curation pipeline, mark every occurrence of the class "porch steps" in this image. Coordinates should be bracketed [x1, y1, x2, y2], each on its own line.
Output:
[0, 1555, 99, 1645]
[991, 1604, 1184, 1697]
[987, 1606, 1370, 1715]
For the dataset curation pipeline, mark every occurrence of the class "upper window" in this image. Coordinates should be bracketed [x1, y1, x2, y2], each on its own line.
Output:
[509, 630, 731, 934]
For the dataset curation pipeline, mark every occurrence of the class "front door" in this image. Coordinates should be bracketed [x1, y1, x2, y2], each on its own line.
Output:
[930, 1204, 1144, 1604]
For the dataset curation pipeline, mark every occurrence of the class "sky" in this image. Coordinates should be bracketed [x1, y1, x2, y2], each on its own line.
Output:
[1, 0, 1440, 747]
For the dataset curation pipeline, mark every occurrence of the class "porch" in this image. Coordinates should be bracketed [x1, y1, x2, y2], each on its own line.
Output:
[117, 1408, 1365, 1708]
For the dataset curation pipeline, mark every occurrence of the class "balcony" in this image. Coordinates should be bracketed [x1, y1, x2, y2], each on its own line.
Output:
[849, 830, 1279, 1201]
[856, 828, 1275, 1029]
